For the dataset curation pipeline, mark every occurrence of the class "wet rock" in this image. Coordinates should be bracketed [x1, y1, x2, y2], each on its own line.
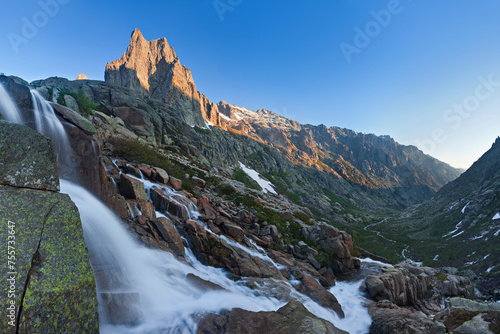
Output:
[125, 164, 142, 178]
[186, 273, 224, 291]
[296, 275, 344, 318]
[151, 217, 185, 256]
[136, 215, 147, 225]
[197, 300, 348, 334]
[150, 188, 190, 219]
[184, 225, 282, 279]
[119, 174, 147, 200]
[100, 292, 143, 326]
[138, 165, 153, 179]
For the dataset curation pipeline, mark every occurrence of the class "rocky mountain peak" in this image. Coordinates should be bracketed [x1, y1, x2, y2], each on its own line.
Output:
[105, 28, 178, 94]
[105, 29, 215, 127]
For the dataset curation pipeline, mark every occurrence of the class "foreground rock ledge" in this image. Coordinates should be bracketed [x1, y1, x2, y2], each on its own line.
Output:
[0, 121, 98, 333]
[197, 301, 347, 334]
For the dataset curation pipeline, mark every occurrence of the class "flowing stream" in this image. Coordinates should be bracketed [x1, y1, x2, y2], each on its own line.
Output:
[0, 82, 374, 333]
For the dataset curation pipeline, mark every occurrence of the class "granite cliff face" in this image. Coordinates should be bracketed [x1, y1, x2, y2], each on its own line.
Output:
[104, 29, 461, 200]
[105, 29, 220, 128]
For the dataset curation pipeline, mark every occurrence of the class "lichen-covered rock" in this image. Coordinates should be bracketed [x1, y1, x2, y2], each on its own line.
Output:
[0, 121, 59, 191]
[51, 103, 96, 135]
[197, 301, 348, 334]
[0, 186, 98, 333]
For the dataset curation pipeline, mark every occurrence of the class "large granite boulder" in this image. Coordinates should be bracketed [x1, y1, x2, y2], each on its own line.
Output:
[197, 301, 348, 334]
[0, 121, 98, 333]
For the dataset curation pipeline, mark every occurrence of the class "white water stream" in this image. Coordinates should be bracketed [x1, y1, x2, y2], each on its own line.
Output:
[0, 82, 373, 333]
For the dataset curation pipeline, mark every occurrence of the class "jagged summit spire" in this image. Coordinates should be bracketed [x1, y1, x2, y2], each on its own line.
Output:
[104, 29, 216, 128]
[105, 29, 178, 93]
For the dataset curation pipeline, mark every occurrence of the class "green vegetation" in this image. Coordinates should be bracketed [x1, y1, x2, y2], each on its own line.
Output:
[263, 171, 304, 205]
[113, 139, 218, 191]
[57, 88, 97, 116]
[314, 244, 337, 267]
[321, 187, 357, 212]
[293, 211, 314, 225]
[233, 167, 262, 191]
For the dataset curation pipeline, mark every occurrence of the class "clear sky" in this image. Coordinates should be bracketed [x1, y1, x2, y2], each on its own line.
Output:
[1, 0, 499, 169]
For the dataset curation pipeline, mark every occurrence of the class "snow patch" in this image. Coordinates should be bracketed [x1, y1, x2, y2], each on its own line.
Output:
[447, 230, 464, 240]
[433, 255, 439, 261]
[494, 229, 500, 237]
[203, 120, 213, 129]
[238, 162, 277, 194]
[461, 201, 471, 213]
[486, 266, 495, 273]
[464, 260, 477, 267]
[493, 213, 500, 220]
[470, 230, 489, 240]
[219, 113, 233, 122]
[443, 221, 463, 238]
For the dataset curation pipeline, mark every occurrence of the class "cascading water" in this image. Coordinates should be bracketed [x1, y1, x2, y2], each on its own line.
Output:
[29, 89, 71, 159]
[0, 85, 374, 333]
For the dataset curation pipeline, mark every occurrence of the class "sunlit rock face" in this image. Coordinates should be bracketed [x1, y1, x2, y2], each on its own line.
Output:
[105, 29, 220, 128]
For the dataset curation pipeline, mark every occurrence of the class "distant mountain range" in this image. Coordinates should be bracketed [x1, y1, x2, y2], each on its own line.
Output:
[378, 137, 500, 291]
[103, 29, 462, 211]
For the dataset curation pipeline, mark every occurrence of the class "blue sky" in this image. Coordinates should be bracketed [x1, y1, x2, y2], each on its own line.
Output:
[1, 0, 499, 169]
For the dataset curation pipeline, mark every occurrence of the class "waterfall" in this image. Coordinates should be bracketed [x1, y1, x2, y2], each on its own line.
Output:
[29, 89, 71, 159]
[60, 180, 287, 333]
[0, 84, 373, 333]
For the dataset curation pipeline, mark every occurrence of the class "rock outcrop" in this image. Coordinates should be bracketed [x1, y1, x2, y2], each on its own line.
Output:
[0, 122, 98, 334]
[197, 301, 348, 334]
[365, 263, 479, 334]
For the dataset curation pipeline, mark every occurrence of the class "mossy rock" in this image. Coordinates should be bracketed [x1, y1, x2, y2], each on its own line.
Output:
[0, 186, 98, 333]
[0, 121, 59, 192]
